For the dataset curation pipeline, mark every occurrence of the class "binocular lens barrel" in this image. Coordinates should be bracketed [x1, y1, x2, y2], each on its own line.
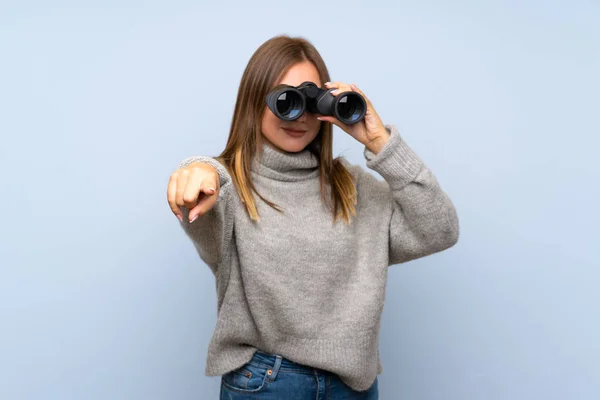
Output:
[335, 93, 365, 123]
[275, 91, 304, 119]
[266, 87, 305, 121]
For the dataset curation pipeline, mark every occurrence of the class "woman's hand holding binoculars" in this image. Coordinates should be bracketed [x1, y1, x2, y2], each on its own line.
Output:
[318, 82, 389, 155]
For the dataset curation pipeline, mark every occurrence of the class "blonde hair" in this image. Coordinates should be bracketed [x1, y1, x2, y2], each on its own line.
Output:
[214, 34, 357, 224]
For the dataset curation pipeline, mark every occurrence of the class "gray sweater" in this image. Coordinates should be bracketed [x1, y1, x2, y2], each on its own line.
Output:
[178, 124, 459, 391]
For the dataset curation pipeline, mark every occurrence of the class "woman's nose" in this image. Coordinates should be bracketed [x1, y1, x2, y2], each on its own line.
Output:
[297, 112, 308, 122]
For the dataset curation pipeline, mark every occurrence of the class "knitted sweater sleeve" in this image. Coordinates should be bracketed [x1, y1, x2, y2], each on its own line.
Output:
[177, 156, 235, 275]
[361, 124, 460, 265]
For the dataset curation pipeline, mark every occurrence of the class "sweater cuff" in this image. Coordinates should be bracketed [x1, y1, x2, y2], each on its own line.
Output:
[363, 124, 424, 188]
[179, 156, 231, 188]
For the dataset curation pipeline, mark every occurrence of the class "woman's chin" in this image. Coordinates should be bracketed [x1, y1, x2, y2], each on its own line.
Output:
[277, 135, 315, 152]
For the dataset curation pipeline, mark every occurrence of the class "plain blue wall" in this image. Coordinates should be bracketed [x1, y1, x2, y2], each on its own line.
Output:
[1, 1, 598, 399]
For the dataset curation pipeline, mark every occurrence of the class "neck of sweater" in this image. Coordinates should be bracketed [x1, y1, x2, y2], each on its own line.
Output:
[251, 141, 320, 182]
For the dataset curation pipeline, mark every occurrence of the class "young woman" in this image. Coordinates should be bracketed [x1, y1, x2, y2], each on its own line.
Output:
[167, 34, 460, 399]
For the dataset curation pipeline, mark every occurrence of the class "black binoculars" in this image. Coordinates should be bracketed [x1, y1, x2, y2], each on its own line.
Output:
[266, 81, 367, 125]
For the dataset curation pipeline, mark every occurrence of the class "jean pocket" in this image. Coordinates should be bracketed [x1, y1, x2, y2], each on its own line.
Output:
[221, 362, 270, 394]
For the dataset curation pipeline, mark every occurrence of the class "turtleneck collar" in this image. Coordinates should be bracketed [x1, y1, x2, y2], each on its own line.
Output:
[251, 141, 320, 182]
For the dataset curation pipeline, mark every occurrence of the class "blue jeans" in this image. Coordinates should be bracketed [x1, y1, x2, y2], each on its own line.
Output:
[220, 350, 379, 399]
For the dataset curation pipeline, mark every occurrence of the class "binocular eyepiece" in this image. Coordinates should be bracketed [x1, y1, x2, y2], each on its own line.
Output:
[266, 81, 367, 125]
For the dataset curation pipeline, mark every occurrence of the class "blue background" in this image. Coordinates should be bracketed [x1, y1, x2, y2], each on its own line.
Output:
[1, 1, 598, 399]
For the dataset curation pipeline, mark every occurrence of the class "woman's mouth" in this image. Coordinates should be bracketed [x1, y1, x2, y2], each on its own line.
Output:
[282, 128, 307, 137]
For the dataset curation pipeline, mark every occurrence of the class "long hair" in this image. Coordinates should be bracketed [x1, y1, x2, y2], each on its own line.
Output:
[214, 34, 357, 224]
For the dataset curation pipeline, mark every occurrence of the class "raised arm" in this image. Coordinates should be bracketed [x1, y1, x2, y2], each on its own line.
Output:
[362, 125, 460, 265]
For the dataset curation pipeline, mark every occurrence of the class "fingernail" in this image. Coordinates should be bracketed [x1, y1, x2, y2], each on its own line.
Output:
[330, 89, 338, 94]
[324, 82, 331, 85]
[190, 215, 198, 223]
[177, 215, 183, 222]
[207, 188, 215, 194]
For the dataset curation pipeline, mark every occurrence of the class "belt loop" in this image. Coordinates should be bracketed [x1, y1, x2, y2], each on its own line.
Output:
[268, 355, 283, 381]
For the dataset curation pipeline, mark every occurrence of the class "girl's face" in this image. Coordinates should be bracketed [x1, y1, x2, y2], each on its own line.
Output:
[261, 61, 323, 153]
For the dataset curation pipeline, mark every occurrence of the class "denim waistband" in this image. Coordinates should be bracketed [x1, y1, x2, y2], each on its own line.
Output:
[252, 350, 332, 374]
